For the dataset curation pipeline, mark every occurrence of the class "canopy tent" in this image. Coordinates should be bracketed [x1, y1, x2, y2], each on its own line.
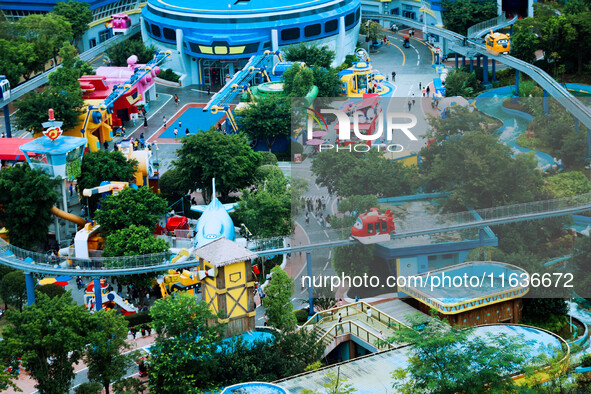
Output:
[0, 139, 39, 161]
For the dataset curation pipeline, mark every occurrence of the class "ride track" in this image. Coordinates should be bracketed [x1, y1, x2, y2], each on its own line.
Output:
[3, 190, 591, 275]
[364, 13, 591, 132]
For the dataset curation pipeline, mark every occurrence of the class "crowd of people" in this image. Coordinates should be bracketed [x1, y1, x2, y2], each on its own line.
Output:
[302, 196, 331, 228]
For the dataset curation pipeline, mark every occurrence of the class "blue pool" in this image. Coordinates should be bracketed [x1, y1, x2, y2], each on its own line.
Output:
[160, 107, 224, 139]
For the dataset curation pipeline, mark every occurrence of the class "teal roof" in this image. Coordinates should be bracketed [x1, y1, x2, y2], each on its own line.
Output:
[20, 136, 88, 156]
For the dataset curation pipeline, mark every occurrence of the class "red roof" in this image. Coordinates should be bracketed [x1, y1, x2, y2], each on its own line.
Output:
[0, 138, 39, 161]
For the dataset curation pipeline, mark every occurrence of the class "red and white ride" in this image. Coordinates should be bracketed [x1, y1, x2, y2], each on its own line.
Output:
[351, 208, 395, 244]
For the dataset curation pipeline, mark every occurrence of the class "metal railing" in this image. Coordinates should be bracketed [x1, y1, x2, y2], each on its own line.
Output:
[7, 24, 140, 104]
[316, 320, 397, 351]
[467, 12, 507, 38]
[302, 301, 408, 330]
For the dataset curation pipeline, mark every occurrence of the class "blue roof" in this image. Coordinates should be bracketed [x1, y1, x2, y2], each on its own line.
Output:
[20, 136, 88, 156]
[148, 0, 342, 15]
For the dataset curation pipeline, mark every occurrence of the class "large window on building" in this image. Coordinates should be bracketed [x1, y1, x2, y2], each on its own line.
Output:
[281, 27, 300, 41]
[325, 19, 338, 33]
[163, 27, 176, 41]
[345, 12, 355, 27]
[304, 24, 321, 38]
[151, 24, 161, 37]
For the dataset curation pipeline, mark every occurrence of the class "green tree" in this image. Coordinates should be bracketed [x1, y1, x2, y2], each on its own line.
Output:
[48, 42, 94, 89]
[158, 168, 187, 204]
[332, 244, 373, 278]
[282, 63, 315, 98]
[0, 38, 37, 86]
[15, 13, 73, 72]
[112, 377, 147, 394]
[102, 225, 170, 258]
[284, 42, 336, 68]
[0, 292, 90, 394]
[542, 171, 591, 198]
[52, 1, 92, 46]
[311, 66, 341, 97]
[442, 68, 480, 97]
[360, 20, 382, 42]
[263, 266, 297, 331]
[85, 310, 135, 394]
[390, 314, 530, 393]
[311, 150, 419, 198]
[36, 284, 66, 299]
[148, 292, 225, 392]
[510, 19, 539, 63]
[442, 0, 497, 35]
[302, 368, 355, 394]
[238, 95, 291, 150]
[0, 270, 26, 312]
[73, 382, 103, 394]
[421, 130, 543, 210]
[105, 35, 158, 67]
[173, 131, 262, 201]
[76, 150, 137, 214]
[94, 186, 168, 236]
[15, 86, 85, 136]
[235, 169, 291, 238]
[571, 235, 591, 298]
[0, 164, 60, 249]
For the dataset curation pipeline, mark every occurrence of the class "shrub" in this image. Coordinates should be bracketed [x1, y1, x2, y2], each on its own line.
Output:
[259, 151, 278, 166]
[158, 68, 180, 83]
[124, 311, 152, 328]
[581, 354, 591, 368]
[74, 382, 103, 394]
[294, 309, 310, 324]
[36, 284, 66, 299]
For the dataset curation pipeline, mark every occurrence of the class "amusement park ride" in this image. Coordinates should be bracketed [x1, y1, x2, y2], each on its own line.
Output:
[485, 30, 511, 55]
[351, 208, 396, 244]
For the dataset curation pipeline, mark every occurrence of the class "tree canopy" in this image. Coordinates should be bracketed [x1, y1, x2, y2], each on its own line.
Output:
[234, 166, 292, 238]
[105, 35, 158, 67]
[0, 271, 26, 312]
[0, 164, 60, 249]
[390, 314, 531, 394]
[84, 310, 135, 394]
[52, 1, 93, 45]
[102, 225, 170, 258]
[311, 150, 419, 198]
[173, 131, 262, 200]
[94, 186, 168, 236]
[0, 292, 90, 394]
[283, 42, 336, 68]
[441, 0, 497, 35]
[238, 95, 291, 150]
[262, 266, 297, 331]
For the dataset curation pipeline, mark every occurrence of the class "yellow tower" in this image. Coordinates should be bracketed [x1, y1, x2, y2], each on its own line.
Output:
[196, 237, 258, 337]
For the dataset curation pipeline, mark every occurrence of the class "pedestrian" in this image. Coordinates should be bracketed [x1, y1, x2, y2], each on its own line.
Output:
[338, 298, 343, 307]
[69, 183, 73, 197]
[143, 116, 148, 128]
[338, 312, 343, 325]
[380, 330, 386, 340]
[264, 313, 268, 326]
[174, 94, 179, 106]
[207, 85, 211, 95]
[133, 139, 139, 150]
[419, 82, 422, 90]
[426, 86, 431, 97]
[140, 325, 146, 337]
[147, 325, 152, 336]
[174, 127, 178, 138]
[1, 133, 5, 138]
[392, 71, 396, 82]
[162, 115, 166, 128]
[422, 87, 426, 97]
[305, 216, 310, 225]
[178, 120, 182, 130]
[185, 127, 190, 136]
[130, 327, 137, 339]
[412, 94, 416, 106]
[117, 283, 122, 294]
[366, 307, 372, 321]
[408, 100, 412, 111]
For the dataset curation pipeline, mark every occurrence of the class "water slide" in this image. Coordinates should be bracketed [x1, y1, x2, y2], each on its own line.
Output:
[106, 291, 138, 315]
[50, 206, 86, 227]
[475, 86, 556, 170]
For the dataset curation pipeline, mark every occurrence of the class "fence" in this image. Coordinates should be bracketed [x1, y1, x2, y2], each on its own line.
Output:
[467, 12, 506, 38]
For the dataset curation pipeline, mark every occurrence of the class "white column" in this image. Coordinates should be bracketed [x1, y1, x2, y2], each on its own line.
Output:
[271, 29, 279, 52]
[528, 0, 534, 17]
[140, 16, 146, 41]
[337, 16, 346, 64]
[497, 0, 502, 15]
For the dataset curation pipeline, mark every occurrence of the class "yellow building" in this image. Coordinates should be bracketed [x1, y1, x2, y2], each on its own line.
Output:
[196, 237, 258, 337]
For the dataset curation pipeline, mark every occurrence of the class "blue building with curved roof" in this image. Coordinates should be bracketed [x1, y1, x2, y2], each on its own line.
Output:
[141, 0, 362, 85]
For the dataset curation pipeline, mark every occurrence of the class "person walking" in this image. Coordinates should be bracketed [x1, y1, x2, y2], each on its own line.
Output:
[143, 116, 148, 128]
[264, 313, 268, 326]
[391, 71, 396, 82]
[366, 307, 372, 322]
[178, 120, 182, 130]
[69, 183, 73, 197]
[419, 82, 422, 91]
[426, 86, 431, 97]
[174, 127, 178, 138]
[130, 327, 137, 339]
[162, 115, 166, 128]
[174, 94, 179, 106]
[408, 100, 412, 111]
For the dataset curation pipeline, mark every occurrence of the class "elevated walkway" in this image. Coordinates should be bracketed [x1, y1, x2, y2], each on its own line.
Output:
[302, 301, 409, 357]
[372, 299, 429, 327]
